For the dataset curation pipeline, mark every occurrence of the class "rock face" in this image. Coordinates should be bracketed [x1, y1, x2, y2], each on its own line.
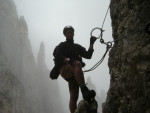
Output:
[36, 42, 63, 113]
[0, 55, 25, 113]
[0, 0, 64, 112]
[103, 0, 150, 113]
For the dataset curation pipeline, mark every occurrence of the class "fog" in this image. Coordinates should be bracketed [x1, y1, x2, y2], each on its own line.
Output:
[13, 0, 112, 112]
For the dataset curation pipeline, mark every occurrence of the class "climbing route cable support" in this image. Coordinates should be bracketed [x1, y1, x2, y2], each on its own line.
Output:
[83, 43, 111, 72]
[84, 3, 150, 73]
[108, 23, 149, 43]
[101, 4, 110, 30]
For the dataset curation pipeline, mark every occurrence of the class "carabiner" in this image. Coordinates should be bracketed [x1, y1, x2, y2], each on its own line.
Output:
[90, 27, 105, 39]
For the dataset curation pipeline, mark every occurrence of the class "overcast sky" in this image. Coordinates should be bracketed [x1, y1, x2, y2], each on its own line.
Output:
[14, 0, 112, 112]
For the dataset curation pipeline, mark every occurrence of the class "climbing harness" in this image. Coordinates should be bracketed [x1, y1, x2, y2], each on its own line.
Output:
[84, 3, 150, 73]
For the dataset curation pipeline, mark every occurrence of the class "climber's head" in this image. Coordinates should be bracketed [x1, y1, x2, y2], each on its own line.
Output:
[63, 25, 74, 35]
[63, 25, 74, 40]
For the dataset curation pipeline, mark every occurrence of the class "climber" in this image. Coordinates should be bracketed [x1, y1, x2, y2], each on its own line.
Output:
[52, 25, 97, 113]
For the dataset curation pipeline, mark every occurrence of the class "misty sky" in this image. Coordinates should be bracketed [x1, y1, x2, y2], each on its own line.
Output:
[14, 0, 112, 112]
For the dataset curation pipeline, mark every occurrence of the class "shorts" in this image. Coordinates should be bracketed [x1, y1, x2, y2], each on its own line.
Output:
[60, 63, 79, 89]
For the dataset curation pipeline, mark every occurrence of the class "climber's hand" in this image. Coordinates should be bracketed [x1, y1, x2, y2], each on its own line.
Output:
[90, 36, 97, 45]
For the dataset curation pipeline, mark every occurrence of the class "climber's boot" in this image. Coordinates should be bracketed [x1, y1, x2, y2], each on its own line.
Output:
[80, 84, 96, 102]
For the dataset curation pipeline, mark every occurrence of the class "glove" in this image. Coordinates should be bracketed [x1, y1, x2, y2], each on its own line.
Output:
[90, 36, 97, 44]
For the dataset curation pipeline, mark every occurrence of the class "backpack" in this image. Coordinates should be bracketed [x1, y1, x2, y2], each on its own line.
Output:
[50, 46, 60, 79]
[50, 65, 60, 79]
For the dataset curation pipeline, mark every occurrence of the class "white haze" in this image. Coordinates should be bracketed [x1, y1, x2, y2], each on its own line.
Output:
[14, 0, 112, 112]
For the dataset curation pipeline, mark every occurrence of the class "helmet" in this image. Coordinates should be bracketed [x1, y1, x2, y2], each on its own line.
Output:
[63, 25, 74, 35]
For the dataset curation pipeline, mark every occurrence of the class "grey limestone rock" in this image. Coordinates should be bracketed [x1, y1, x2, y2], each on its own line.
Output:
[103, 0, 150, 113]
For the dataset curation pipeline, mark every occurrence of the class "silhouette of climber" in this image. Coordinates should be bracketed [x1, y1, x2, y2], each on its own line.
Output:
[53, 25, 96, 113]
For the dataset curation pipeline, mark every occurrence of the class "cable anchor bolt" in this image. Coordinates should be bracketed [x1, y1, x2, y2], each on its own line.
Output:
[129, 4, 134, 9]
[100, 38, 104, 43]
[145, 22, 150, 34]
[106, 42, 112, 49]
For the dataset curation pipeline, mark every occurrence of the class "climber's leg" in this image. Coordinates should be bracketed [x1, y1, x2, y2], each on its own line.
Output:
[72, 61, 85, 85]
[69, 85, 79, 113]
[60, 63, 79, 113]
[72, 61, 96, 102]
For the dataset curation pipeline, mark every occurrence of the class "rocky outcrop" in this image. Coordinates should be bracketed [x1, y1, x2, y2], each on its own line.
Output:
[86, 77, 107, 113]
[75, 99, 98, 113]
[75, 77, 104, 113]
[103, 0, 150, 113]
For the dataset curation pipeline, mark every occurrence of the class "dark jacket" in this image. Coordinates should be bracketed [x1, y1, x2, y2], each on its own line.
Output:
[54, 40, 94, 67]
[50, 40, 94, 79]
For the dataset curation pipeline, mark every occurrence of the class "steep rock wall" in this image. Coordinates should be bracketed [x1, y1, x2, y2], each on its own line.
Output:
[0, 54, 25, 113]
[103, 0, 150, 113]
[0, 0, 64, 112]
[0, 0, 38, 112]
[0, 0, 22, 76]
